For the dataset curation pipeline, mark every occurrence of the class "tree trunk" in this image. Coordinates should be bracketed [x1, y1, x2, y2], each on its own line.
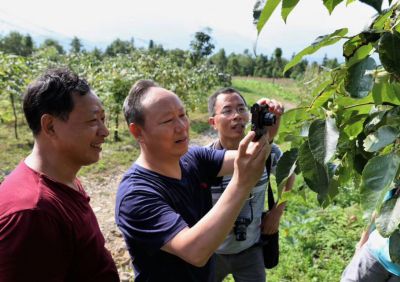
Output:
[113, 114, 119, 142]
[10, 93, 19, 139]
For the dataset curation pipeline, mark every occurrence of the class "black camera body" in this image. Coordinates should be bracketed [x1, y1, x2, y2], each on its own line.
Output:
[250, 103, 276, 141]
[233, 217, 252, 241]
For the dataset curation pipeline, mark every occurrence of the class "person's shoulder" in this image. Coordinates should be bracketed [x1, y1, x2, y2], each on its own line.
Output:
[117, 163, 165, 200]
[0, 161, 43, 218]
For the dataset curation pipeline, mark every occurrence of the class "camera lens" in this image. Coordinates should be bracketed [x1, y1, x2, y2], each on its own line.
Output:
[263, 112, 276, 126]
[234, 218, 250, 241]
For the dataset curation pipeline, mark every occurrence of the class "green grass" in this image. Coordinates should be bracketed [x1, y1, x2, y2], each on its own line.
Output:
[222, 180, 364, 282]
[0, 121, 33, 181]
[232, 77, 309, 107]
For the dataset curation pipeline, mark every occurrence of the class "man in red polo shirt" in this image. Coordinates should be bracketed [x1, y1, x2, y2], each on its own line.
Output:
[0, 68, 119, 281]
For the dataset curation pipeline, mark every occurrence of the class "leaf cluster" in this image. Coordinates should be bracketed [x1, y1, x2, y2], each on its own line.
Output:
[254, 0, 400, 261]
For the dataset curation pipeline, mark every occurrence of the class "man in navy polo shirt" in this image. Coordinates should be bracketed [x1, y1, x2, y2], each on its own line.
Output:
[115, 79, 279, 282]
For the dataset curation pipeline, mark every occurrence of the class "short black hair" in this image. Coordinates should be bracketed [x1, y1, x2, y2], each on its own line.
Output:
[208, 87, 247, 116]
[23, 68, 91, 135]
[123, 79, 158, 126]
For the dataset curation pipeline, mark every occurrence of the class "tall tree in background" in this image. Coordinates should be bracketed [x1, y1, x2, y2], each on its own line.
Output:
[0, 31, 34, 56]
[70, 36, 83, 53]
[210, 48, 228, 72]
[105, 38, 135, 56]
[253, 54, 269, 76]
[189, 28, 215, 65]
[40, 38, 65, 54]
[226, 55, 240, 75]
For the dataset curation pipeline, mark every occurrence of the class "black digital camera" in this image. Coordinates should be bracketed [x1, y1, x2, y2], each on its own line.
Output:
[233, 218, 252, 241]
[250, 103, 276, 141]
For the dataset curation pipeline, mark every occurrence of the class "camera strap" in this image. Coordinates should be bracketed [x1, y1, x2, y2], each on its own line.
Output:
[265, 155, 275, 210]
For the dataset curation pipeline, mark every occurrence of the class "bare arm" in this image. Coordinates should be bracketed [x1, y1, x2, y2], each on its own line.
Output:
[161, 131, 269, 266]
[355, 211, 377, 254]
[217, 132, 271, 177]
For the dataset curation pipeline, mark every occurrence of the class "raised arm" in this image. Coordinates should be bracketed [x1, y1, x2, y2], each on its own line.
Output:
[161, 131, 269, 266]
[217, 131, 271, 177]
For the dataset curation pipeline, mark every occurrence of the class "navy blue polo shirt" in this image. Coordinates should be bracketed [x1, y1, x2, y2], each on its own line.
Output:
[115, 146, 225, 282]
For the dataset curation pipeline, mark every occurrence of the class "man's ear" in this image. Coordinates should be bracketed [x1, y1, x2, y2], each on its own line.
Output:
[208, 116, 217, 130]
[41, 114, 56, 137]
[129, 123, 143, 142]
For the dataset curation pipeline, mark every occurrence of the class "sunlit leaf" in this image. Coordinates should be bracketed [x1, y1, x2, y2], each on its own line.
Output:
[256, 0, 282, 35]
[364, 125, 400, 152]
[308, 118, 339, 164]
[373, 7, 393, 29]
[376, 196, 400, 237]
[372, 80, 400, 105]
[343, 114, 368, 140]
[282, 0, 300, 22]
[346, 44, 374, 68]
[323, 0, 345, 14]
[361, 153, 400, 217]
[283, 28, 348, 73]
[309, 80, 333, 109]
[345, 57, 376, 98]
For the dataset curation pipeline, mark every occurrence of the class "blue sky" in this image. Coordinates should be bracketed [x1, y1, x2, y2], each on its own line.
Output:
[0, 0, 387, 61]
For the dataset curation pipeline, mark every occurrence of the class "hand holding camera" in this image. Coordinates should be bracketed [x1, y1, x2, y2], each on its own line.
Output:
[251, 99, 284, 141]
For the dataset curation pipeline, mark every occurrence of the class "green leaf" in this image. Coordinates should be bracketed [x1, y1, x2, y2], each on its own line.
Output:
[276, 148, 298, 185]
[364, 125, 400, 152]
[376, 196, 400, 237]
[323, 0, 344, 14]
[283, 28, 348, 73]
[282, 0, 300, 23]
[256, 0, 282, 35]
[308, 118, 339, 164]
[379, 31, 400, 76]
[343, 114, 368, 140]
[346, 0, 356, 5]
[389, 231, 400, 264]
[372, 80, 400, 106]
[359, 0, 383, 13]
[346, 43, 374, 68]
[323, 0, 343, 14]
[277, 190, 296, 205]
[298, 140, 330, 196]
[311, 88, 335, 109]
[373, 7, 393, 29]
[310, 80, 333, 109]
[345, 57, 376, 98]
[361, 153, 400, 217]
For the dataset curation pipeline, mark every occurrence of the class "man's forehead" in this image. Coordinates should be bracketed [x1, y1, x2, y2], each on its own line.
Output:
[143, 87, 183, 107]
[72, 91, 104, 113]
[217, 93, 245, 107]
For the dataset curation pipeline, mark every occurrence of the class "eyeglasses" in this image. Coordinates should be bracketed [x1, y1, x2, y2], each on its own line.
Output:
[215, 106, 249, 117]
